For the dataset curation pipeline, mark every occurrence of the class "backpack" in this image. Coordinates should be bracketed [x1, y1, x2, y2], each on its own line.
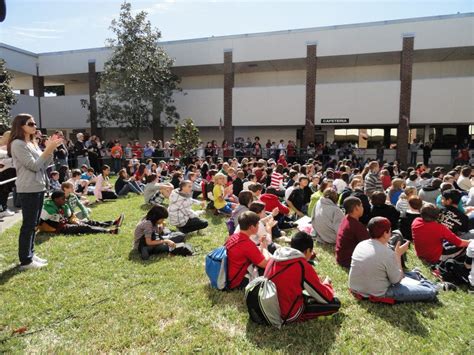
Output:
[205, 240, 245, 290]
[244, 262, 297, 328]
[436, 258, 470, 285]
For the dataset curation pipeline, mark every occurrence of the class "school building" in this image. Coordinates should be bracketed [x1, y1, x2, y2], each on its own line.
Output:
[2, 13, 474, 165]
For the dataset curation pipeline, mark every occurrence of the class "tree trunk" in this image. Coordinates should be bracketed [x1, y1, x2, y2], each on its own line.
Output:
[152, 101, 164, 141]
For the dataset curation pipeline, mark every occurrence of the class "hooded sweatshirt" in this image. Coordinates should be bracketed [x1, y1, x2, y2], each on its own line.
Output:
[264, 247, 335, 323]
[418, 185, 440, 205]
[311, 197, 344, 244]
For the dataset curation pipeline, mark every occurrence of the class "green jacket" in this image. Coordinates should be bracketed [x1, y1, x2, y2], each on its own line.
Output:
[66, 194, 89, 218]
[40, 199, 72, 225]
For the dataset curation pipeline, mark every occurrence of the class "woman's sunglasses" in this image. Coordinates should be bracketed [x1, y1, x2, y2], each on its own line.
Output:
[25, 122, 37, 127]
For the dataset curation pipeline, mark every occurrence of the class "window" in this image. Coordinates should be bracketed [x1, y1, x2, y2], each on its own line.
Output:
[334, 129, 359, 146]
[470, 125, 474, 135]
[409, 128, 424, 144]
[367, 128, 384, 148]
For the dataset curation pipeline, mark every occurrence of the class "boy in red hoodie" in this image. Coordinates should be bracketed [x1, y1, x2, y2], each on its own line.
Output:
[264, 231, 340, 323]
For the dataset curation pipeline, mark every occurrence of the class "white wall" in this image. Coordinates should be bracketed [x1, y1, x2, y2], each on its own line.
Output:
[40, 95, 89, 129]
[172, 89, 223, 126]
[18, 14, 472, 75]
[164, 15, 473, 66]
[233, 85, 306, 126]
[10, 94, 39, 119]
[316, 81, 400, 126]
[411, 77, 474, 124]
[413, 60, 474, 79]
[1, 45, 37, 75]
[38, 48, 112, 76]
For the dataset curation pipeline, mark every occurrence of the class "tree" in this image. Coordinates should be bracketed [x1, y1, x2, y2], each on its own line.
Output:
[0, 58, 17, 131]
[96, 1, 181, 139]
[173, 118, 200, 160]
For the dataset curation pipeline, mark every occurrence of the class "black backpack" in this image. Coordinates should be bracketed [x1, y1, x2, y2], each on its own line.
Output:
[436, 259, 469, 285]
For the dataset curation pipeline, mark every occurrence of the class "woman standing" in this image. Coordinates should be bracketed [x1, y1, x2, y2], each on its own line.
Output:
[8, 114, 62, 270]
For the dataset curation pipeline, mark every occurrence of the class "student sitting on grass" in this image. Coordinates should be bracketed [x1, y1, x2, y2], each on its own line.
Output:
[49, 170, 61, 191]
[412, 204, 469, 264]
[231, 190, 254, 228]
[67, 169, 89, 196]
[399, 196, 423, 241]
[226, 211, 270, 290]
[234, 201, 281, 254]
[168, 180, 208, 234]
[312, 188, 344, 244]
[369, 191, 400, 230]
[114, 168, 143, 196]
[349, 217, 446, 303]
[61, 181, 91, 220]
[80, 167, 96, 184]
[260, 187, 296, 230]
[265, 231, 340, 323]
[94, 165, 118, 202]
[143, 173, 173, 206]
[335, 197, 369, 268]
[287, 176, 312, 217]
[37, 191, 121, 235]
[213, 173, 236, 215]
[438, 189, 474, 240]
[133, 205, 187, 260]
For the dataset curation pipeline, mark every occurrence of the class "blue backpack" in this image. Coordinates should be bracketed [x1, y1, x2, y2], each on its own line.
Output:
[205, 240, 244, 290]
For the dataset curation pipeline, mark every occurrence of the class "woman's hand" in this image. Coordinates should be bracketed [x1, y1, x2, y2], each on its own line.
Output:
[44, 137, 63, 153]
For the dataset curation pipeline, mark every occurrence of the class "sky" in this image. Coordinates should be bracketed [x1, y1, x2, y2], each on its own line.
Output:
[0, 0, 473, 53]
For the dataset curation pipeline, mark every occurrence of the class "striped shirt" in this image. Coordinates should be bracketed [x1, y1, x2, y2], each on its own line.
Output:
[271, 172, 284, 190]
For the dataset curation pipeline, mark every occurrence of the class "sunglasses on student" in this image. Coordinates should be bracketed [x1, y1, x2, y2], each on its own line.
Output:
[25, 122, 37, 127]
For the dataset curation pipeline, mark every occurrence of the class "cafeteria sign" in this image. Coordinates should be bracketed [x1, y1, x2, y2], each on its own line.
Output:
[321, 118, 349, 124]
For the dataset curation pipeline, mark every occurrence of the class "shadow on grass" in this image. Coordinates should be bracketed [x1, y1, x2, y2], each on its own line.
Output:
[245, 312, 346, 353]
[0, 265, 20, 285]
[204, 284, 248, 312]
[358, 299, 442, 337]
[35, 233, 53, 245]
[127, 249, 169, 265]
[140, 204, 152, 211]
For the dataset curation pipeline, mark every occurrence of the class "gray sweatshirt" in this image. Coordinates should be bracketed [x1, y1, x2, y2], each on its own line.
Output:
[10, 139, 53, 193]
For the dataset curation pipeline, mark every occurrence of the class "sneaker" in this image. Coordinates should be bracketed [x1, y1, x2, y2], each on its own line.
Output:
[0, 209, 15, 217]
[19, 260, 48, 271]
[33, 255, 48, 264]
[113, 213, 125, 227]
[439, 282, 458, 292]
[110, 228, 119, 235]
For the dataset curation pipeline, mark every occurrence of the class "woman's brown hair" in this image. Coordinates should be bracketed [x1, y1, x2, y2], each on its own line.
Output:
[7, 114, 36, 156]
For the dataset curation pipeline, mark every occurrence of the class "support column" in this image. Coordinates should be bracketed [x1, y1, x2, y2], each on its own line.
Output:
[423, 124, 430, 144]
[396, 34, 415, 168]
[303, 42, 317, 148]
[223, 49, 234, 144]
[32, 69, 44, 128]
[88, 59, 99, 136]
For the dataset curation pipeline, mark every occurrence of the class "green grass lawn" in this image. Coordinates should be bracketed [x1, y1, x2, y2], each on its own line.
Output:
[0, 193, 472, 353]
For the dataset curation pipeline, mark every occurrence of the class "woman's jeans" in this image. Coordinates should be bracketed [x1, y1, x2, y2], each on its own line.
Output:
[385, 272, 438, 302]
[118, 181, 143, 196]
[18, 192, 44, 265]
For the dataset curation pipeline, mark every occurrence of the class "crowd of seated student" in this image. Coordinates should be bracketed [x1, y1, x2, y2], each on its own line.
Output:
[32, 143, 474, 318]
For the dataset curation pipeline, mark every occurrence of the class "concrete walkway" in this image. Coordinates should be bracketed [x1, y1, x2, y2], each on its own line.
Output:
[0, 197, 23, 233]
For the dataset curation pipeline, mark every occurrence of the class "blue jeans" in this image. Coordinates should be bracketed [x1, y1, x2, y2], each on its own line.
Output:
[385, 272, 438, 302]
[18, 192, 45, 265]
[113, 158, 122, 173]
